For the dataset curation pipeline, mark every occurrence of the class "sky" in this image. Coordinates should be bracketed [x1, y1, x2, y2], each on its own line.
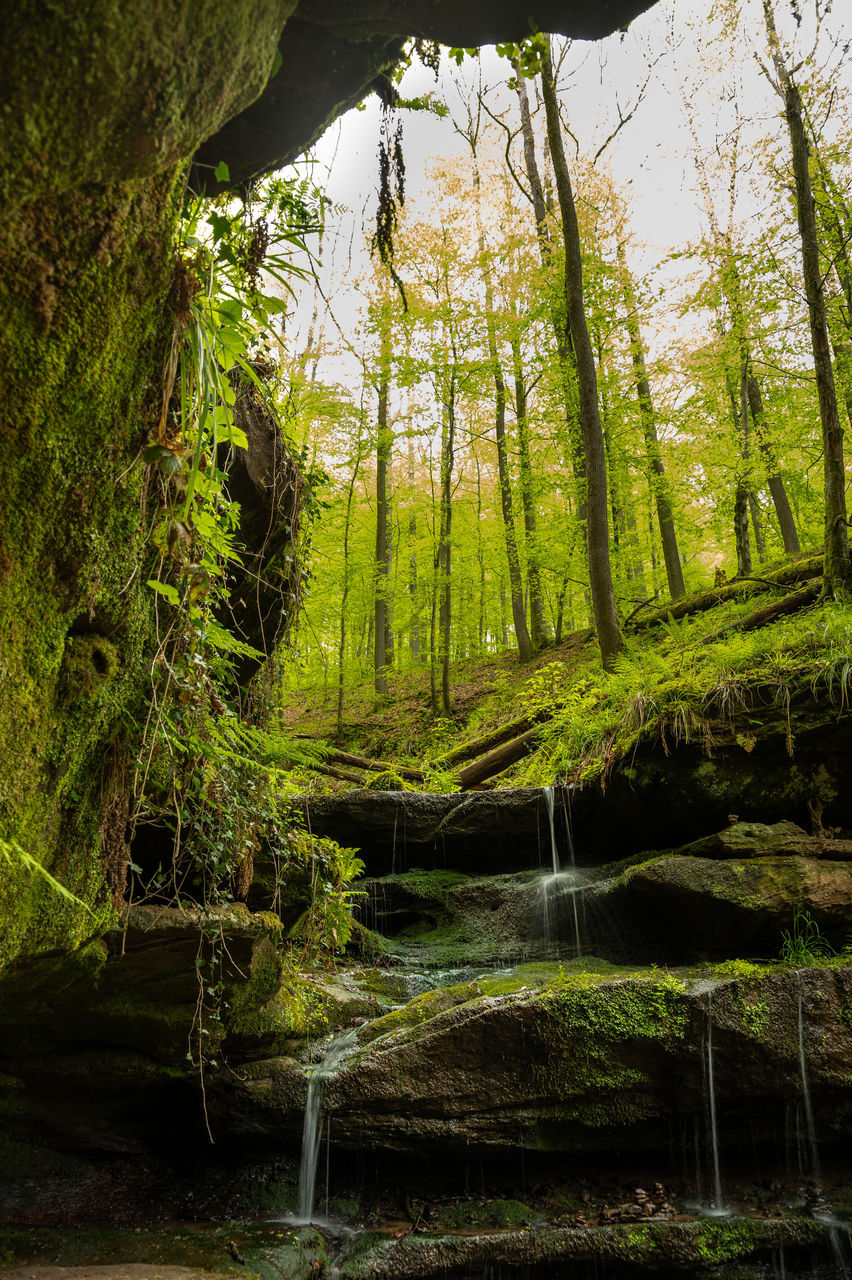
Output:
[283, 0, 851, 383]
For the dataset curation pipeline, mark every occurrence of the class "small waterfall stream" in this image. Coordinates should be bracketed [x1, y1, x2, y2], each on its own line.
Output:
[541, 785, 582, 957]
[297, 1028, 358, 1223]
[795, 973, 850, 1280]
[705, 989, 725, 1213]
[796, 972, 821, 1180]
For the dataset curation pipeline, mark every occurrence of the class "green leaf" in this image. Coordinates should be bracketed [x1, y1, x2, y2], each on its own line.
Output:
[270, 50, 282, 77]
[214, 160, 230, 183]
[147, 579, 180, 607]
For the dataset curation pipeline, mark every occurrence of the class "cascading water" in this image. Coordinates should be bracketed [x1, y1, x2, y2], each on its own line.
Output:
[296, 1028, 358, 1223]
[540, 786, 582, 957]
[796, 972, 821, 1181]
[703, 988, 726, 1214]
[795, 973, 850, 1280]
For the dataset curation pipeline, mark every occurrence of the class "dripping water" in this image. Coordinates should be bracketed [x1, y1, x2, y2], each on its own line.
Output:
[795, 973, 849, 1279]
[705, 989, 726, 1213]
[540, 786, 582, 957]
[796, 971, 820, 1180]
[297, 1028, 358, 1223]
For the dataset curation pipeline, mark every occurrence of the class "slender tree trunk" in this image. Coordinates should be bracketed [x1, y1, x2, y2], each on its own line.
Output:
[515, 63, 588, 538]
[336, 439, 362, 734]
[540, 42, 624, 669]
[763, 0, 851, 596]
[748, 493, 766, 562]
[406, 440, 422, 663]
[616, 239, 685, 600]
[473, 448, 486, 650]
[746, 375, 801, 553]
[374, 321, 392, 701]
[472, 170, 532, 662]
[436, 382, 455, 716]
[727, 371, 752, 577]
[511, 335, 552, 647]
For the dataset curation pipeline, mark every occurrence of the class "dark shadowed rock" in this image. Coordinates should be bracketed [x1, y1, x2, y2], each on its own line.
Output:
[209, 965, 852, 1160]
[288, 708, 852, 874]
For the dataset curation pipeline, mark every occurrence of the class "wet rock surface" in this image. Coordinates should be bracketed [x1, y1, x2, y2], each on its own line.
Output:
[287, 708, 852, 873]
[209, 965, 852, 1158]
[4, 719, 852, 1279]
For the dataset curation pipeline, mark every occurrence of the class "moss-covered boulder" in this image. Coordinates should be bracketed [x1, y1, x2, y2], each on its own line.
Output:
[207, 964, 852, 1160]
[335, 1216, 835, 1280]
[606, 854, 852, 962]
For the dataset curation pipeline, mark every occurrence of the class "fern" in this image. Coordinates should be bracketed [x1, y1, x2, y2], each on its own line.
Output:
[0, 838, 95, 915]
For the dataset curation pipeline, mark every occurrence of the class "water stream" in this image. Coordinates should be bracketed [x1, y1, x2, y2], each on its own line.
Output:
[541, 786, 582, 956]
[705, 989, 726, 1214]
[795, 973, 849, 1279]
[296, 1028, 358, 1223]
[796, 972, 821, 1181]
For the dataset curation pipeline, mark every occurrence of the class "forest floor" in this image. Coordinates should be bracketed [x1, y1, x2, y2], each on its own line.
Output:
[277, 548, 852, 793]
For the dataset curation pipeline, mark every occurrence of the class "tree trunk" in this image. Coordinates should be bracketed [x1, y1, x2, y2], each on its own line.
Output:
[511, 335, 552, 647]
[473, 169, 532, 662]
[337, 436, 362, 734]
[540, 43, 624, 669]
[374, 319, 392, 701]
[407, 440, 422, 663]
[616, 239, 685, 600]
[437, 384, 455, 716]
[515, 61, 588, 542]
[762, 1, 850, 596]
[732, 367, 752, 577]
[746, 375, 801, 554]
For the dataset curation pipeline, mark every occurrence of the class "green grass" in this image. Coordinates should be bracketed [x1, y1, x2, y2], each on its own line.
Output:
[278, 580, 852, 792]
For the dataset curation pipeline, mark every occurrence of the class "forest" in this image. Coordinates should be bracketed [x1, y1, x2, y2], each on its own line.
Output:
[276, 2, 851, 726]
[2, 0, 852, 1276]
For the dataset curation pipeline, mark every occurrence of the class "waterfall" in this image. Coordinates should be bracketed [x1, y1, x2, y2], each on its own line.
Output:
[543, 786, 560, 875]
[540, 786, 582, 957]
[794, 974, 851, 1279]
[705, 990, 725, 1212]
[796, 971, 821, 1180]
[297, 1028, 358, 1223]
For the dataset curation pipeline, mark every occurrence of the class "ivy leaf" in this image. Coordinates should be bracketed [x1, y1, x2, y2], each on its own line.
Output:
[270, 50, 282, 77]
[214, 160, 230, 183]
[147, 579, 180, 607]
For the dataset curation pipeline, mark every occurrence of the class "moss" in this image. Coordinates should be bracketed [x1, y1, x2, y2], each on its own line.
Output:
[436, 1198, 541, 1229]
[364, 769, 408, 791]
[0, 168, 187, 969]
[357, 984, 469, 1045]
[4, 2, 293, 207]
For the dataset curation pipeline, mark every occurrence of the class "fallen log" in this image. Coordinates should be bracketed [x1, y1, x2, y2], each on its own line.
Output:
[288, 758, 364, 785]
[701, 579, 822, 644]
[325, 749, 425, 783]
[457, 727, 542, 790]
[432, 711, 551, 770]
[631, 553, 823, 632]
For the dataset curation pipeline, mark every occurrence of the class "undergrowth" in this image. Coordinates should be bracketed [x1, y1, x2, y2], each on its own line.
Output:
[279, 592, 852, 790]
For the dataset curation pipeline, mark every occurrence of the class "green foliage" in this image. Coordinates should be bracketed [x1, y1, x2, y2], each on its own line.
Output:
[0, 839, 95, 916]
[779, 909, 836, 965]
[277, 834, 365, 962]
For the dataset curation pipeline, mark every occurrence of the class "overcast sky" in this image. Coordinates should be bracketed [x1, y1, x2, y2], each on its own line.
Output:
[285, 0, 851, 380]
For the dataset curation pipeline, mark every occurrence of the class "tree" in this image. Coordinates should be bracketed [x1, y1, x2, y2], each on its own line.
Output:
[760, 0, 851, 597]
[540, 37, 624, 669]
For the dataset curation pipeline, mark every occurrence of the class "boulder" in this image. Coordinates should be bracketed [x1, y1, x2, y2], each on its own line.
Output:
[604, 854, 852, 962]
[208, 965, 852, 1161]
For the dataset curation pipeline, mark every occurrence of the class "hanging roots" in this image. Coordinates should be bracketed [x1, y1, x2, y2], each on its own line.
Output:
[371, 98, 408, 311]
[413, 38, 441, 77]
[240, 217, 270, 293]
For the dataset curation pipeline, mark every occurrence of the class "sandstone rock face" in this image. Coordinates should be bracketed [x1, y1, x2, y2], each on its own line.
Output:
[287, 710, 852, 874]
[606, 854, 852, 962]
[210, 965, 852, 1160]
